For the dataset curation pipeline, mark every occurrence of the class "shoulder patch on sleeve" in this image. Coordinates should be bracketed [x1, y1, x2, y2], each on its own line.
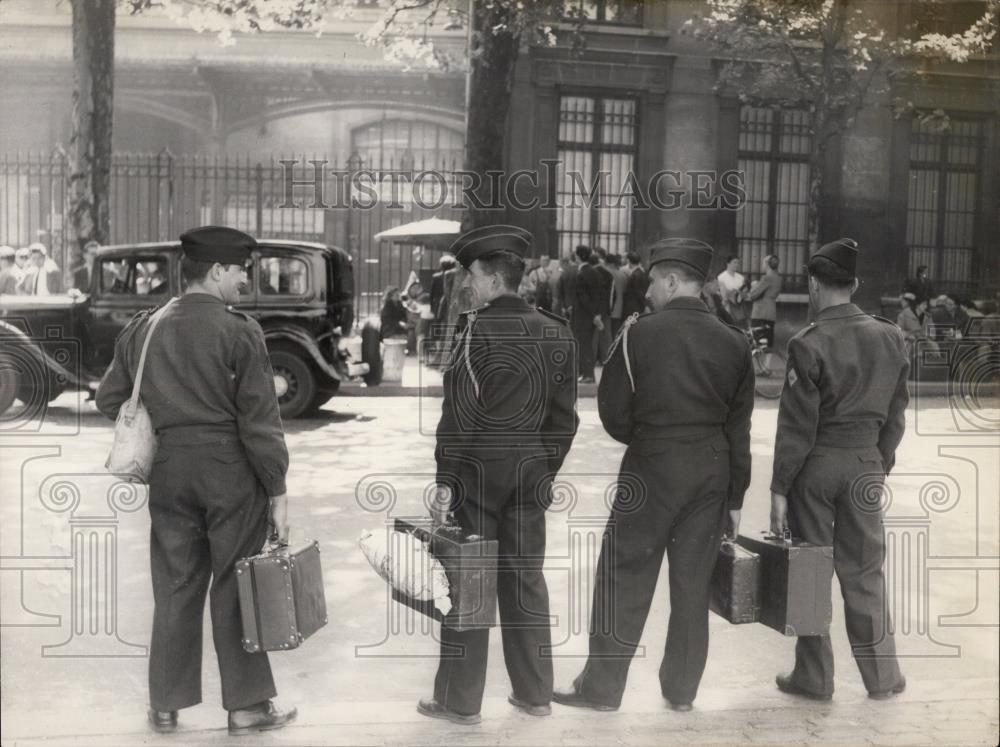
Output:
[787, 367, 799, 387]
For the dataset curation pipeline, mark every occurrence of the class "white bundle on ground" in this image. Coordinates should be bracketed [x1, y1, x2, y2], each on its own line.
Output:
[359, 528, 452, 616]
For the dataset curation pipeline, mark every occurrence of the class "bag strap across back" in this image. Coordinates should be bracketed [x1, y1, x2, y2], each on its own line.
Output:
[128, 297, 178, 411]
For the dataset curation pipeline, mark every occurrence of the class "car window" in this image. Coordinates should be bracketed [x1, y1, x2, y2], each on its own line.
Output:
[258, 256, 308, 296]
[100, 256, 170, 296]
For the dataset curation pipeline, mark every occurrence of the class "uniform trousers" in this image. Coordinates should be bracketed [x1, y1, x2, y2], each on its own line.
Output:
[786, 446, 903, 696]
[575, 436, 729, 706]
[434, 450, 554, 716]
[148, 440, 276, 712]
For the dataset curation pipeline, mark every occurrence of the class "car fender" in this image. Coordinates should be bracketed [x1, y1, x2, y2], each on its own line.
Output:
[262, 325, 341, 383]
[0, 319, 86, 387]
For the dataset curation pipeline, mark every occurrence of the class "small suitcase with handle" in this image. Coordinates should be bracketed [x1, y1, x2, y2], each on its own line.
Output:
[236, 540, 328, 653]
[736, 531, 834, 637]
[393, 519, 498, 632]
[709, 539, 760, 624]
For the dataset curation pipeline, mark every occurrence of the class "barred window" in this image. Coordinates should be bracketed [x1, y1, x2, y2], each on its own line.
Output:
[906, 118, 983, 297]
[352, 119, 464, 171]
[735, 106, 812, 292]
[556, 95, 638, 257]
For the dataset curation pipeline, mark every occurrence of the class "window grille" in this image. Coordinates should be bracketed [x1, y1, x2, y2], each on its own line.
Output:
[735, 105, 812, 292]
[556, 95, 638, 257]
[906, 118, 983, 297]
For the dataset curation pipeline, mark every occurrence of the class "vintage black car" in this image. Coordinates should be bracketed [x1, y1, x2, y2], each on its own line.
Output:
[0, 239, 373, 421]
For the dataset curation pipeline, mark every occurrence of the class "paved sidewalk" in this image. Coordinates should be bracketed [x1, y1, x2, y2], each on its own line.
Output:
[2, 677, 997, 746]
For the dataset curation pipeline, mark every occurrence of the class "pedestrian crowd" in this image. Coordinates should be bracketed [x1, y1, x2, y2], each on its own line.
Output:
[0, 239, 102, 297]
[92, 224, 912, 736]
[893, 264, 997, 361]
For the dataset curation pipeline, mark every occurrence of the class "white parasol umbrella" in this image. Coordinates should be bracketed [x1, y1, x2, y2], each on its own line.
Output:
[373, 218, 461, 244]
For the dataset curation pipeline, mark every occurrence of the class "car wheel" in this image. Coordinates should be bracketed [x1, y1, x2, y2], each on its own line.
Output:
[0, 349, 47, 421]
[269, 346, 317, 420]
[361, 321, 382, 386]
[0, 364, 18, 416]
[309, 384, 339, 413]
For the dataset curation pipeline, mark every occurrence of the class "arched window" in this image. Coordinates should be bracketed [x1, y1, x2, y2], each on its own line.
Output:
[351, 119, 464, 171]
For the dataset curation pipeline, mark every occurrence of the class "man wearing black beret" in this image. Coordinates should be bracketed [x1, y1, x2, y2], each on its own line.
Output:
[769, 238, 908, 702]
[97, 226, 296, 736]
[419, 224, 579, 724]
[555, 237, 754, 713]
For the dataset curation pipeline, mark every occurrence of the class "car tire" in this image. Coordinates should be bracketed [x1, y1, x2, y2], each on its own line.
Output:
[309, 384, 339, 413]
[268, 346, 317, 420]
[361, 322, 382, 386]
[0, 349, 48, 421]
[0, 364, 18, 416]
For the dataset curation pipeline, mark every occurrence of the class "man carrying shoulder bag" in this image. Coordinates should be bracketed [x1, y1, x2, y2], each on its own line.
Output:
[96, 226, 296, 737]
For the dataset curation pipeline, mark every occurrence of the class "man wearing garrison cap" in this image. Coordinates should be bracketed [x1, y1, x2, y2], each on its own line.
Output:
[555, 237, 754, 713]
[419, 224, 579, 724]
[97, 226, 297, 736]
[769, 238, 909, 702]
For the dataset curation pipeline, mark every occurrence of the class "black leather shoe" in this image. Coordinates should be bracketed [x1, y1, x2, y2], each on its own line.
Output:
[147, 709, 177, 734]
[869, 676, 907, 700]
[508, 694, 551, 717]
[775, 673, 832, 701]
[552, 685, 618, 711]
[228, 700, 297, 736]
[665, 698, 693, 712]
[417, 698, 481, 725]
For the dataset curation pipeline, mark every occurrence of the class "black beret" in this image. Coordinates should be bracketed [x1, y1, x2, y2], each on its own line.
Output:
[449, 224, 531, 269]
[808, 237, 858, 277]
[647, 237, 714, 280]
[179, 226, 256, 265]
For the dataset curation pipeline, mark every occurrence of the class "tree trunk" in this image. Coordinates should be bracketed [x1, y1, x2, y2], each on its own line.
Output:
[464, 1, 520, 229]
[68, 0, 115, 275]
[807, 147, 824, 252]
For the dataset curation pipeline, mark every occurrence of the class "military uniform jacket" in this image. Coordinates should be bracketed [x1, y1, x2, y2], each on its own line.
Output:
[436, 294, 579, 483]
[598, 296, 754, 510]
[95, 293, 289, 497]
[770, 303, 909, 495]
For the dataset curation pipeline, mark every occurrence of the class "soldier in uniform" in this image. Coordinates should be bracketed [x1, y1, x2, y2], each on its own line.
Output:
[96, 226, 297, 736]
[769, 238, 908, 701]
[554, 238, 754, 712]
[419, 224, 579, 724]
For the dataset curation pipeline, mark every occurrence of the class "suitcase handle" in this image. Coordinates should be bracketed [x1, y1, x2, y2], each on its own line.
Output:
[762, 529, 793, 543]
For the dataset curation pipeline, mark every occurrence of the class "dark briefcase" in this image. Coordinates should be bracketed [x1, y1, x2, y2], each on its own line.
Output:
[393, 519, 498, 632]
[709, 540, 760, 624]
[737, 532, 834, 637]
[236, 540, 328, 653]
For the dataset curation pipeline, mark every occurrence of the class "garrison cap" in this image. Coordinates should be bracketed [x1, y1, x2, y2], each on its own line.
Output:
[647, 237, 714, 280]
[28, 242, 47, 256]
[808, 237, 858, 277]
[179, 226, 256, 265]
[15, 247, 30, 259]
[0, 245, 14, 259]
[449, 224, 531, 269]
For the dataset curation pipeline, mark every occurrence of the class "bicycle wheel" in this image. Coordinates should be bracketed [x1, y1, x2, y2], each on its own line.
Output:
[754, 348, 787, 399]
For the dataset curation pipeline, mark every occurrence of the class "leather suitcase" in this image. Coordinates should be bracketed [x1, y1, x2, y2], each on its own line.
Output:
[393, 519, 498, 632]
[709, 540, 760, 624]
[236, 540, 328, 653]
[737, 532, 834, 637]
